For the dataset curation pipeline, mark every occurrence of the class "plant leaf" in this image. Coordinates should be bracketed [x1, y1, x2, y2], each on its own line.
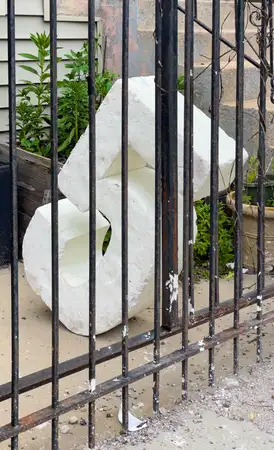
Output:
[19, 53, 38, 61]
[19, 65, 39, 76]
[58, 128, 75, 152]
[41, 73, 51, 82]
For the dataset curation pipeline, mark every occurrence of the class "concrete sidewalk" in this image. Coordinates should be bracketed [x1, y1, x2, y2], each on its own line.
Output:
[97, 361, 274, 450]
[119, 409, 274, 449]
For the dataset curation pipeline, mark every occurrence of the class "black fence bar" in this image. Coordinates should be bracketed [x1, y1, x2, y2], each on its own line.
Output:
[209, 0, 220, 387]
[153, 0, 162, 414]
[2, 282, 274, 404]
[188, 7, 195, 315]
[193, 0, 197, 18]
[269, 0, 273, 78]
[87, 0, 97, 445]
[188, 3, 195, 309]
[233, 0, 245, 375]
[49, 0, 59, 447]
[121, 0, 129, 432]
[269, 0, 274, 105]
[257, 0, 268, 362]
[182, 0, 194, 401]
[161, 0, 179, 330]
[7, 0, 19, 448]
[2, 1, 274, 445]
[2, 308, 274, 443]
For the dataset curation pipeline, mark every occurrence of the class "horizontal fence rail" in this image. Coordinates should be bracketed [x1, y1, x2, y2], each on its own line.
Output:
[1, 309, 274, 442]
[0, 282, 274, 403]
[1, 0, 274, 448]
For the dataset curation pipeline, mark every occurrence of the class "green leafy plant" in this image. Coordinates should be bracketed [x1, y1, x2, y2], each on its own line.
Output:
[194, 199, 234, 276]
[266, 198, 274, 207]
[57, 42, 118, 156]
[177, 74, 184, 93]
[16, 33, 118, 159]
[242, 194, 252, 204]
[16, 32, 58, 156]
[243, 155, 274, 206]
[63, 42, 90, 81]
[246, 155, 259, 184]
[17, 38, 189, 159]
[102, 227, 112, 255]
[57, 79, 89, 156]
[96, 70, 118, 109]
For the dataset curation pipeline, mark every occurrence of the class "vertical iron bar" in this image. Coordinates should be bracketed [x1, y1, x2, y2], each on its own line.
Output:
[153, 0, 162, 414]
[8, 0, 19, 448]
[50, 0, 59, 447]
[188, 3, 195, 317]
[121, 0, 129, 432]
[269, 0, 274, 103]
[209, 0, 220, 387]
[214, 251, 219, 306]
[193, 0, 197, 19]
[161, 0, 178, 330]
[269, 0, 273, 75]
[257, 0, 267, 363]
[182, 0, 194, 401]
[233, 0, 244, 375]
[87, 0, 96, 446]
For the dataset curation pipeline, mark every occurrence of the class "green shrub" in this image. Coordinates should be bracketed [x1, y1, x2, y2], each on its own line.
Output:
[57, 43, 118, 156]
[194, 199, 234, 276]
[16, 32, 57, 157]
[177, 74, 184, 93]
[246, 155, 258, 184]
[16, 33, 118, 158]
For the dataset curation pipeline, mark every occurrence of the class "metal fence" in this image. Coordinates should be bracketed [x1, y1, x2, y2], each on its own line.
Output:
[1, 0, 274, 448]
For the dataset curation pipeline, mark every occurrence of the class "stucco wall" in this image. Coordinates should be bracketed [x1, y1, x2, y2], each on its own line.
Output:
[97, 0, 139, 76]
[52, 0, 147, 76]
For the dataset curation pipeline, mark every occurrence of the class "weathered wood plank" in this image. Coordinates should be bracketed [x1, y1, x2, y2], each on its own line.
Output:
[0, 143, 64, 246]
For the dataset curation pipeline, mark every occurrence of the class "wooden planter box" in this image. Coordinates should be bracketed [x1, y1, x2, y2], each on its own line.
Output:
[0, 143, 64, 250]
[227, 191, 274, 272]
[0, 162, 11, 265]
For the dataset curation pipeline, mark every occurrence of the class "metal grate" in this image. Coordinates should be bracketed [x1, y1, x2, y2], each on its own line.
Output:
[1, 0, 274, 448]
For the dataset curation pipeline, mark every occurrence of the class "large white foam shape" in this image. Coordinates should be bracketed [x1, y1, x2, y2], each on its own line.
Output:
[23, 168, 197, 335]
[58, 75, 248, 213]
[23, 75, 247, 335]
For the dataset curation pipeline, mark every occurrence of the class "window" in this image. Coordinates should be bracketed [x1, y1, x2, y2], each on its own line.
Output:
[43, 0, 88, 22]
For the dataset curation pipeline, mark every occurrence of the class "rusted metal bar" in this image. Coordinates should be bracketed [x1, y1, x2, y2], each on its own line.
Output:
[257, 0, 268, 363]
[7, 0, 19, 448]
[87, 0, 97, 444]
[233, 0, 245, 374]
[153, 0, 162, 414]
[182, 0, 194, 400]
[209, 0, 221, 387]
[1, 284, 274, 403]
[121, 0, 130, 432]
[49, 0, 59, 447]
[1, 309, 274, 443]
[161, 0, 179, 330]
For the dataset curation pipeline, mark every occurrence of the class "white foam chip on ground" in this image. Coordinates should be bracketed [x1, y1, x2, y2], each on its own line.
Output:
[58, 75, 248, 213]
[23, 75, 247, 335]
